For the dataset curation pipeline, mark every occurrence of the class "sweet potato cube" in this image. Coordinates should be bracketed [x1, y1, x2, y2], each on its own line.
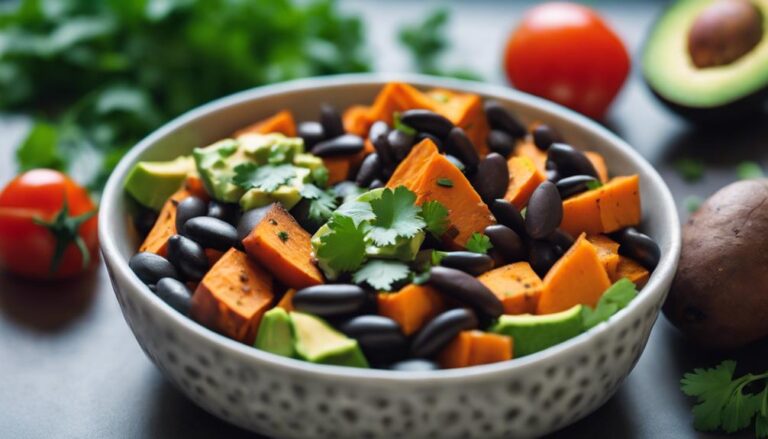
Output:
[478, 262, 543, 315]
[377, 284, 445, 335]
[139, 189, 190, 256]
[342, 105, 372, 137]
[322, 138, 375, 185]
[407, 153, 494, 248]
[386, 138, 440, 189]
[537, 234, 612, 314]
[190, 249, 275, 344]
[514, 140, 548, 173]
[243, 204, 324, 289]
[276, 288, 297, 312]
[585, 151, 609, 183]
[437, 330, 513, 369]
[365, 83, 438, 126]
[427, 88, 490, 156]
[615, 256, 650, 288]
[586, 235, 621, 280]
[560, 175, 642, 236]
[234, 110, 296, 137]
[505, 156, 546, 209]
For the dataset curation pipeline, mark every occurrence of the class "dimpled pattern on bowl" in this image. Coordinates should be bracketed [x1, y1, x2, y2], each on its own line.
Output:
[100, 74, 680, 438]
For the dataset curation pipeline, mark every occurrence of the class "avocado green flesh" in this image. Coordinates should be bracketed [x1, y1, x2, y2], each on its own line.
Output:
[290, 312, 369, 368]
[490, 305, 584, 357]
[124, 156, 195, 210]
[643, 0, 768, 108]
[255, 308, 295, 358]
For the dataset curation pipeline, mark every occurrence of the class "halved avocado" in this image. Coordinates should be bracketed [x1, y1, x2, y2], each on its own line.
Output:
[643, 0, 768, 121]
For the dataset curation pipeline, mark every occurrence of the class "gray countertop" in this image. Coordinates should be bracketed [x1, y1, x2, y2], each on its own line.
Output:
[1, 1, 764, 437]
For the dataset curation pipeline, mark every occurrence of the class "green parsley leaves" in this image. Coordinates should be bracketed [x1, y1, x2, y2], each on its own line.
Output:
[353, 260, 411, 290]
[581, 279, 638, 330]
[368, 186, 425, 246]
[233, 163, 296, 192]
[681, 360, 768, 436]
[466, 232, 493, 254]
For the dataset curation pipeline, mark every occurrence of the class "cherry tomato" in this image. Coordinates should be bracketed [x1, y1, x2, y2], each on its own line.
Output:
[0, 169, 98, 279]
[504, 2, 630, 119]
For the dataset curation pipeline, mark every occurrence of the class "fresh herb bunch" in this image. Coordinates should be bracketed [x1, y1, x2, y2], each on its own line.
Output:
[682, 360, 768, 437]
[0, 0, 370, 190]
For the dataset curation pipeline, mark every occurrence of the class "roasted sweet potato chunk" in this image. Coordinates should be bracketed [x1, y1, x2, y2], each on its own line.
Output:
[235, 110, 296, 137]
[586, 235, 621, 280]
[560, 175, 641, 236]
[615, 256, 650, 288]
[437, 330, 513, 369]
[478, 262, 543, 315]
[190, 248, 275, 344]
[377, 284, 445, 335]
[139, 189, 190, 256]
[505, 156, 546, 209]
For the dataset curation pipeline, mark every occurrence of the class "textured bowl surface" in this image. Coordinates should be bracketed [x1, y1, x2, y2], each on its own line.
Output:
[99, 74, 681, 439]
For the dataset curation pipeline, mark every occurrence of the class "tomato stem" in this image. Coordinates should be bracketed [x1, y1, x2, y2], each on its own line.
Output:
[32, 196, 96, 274]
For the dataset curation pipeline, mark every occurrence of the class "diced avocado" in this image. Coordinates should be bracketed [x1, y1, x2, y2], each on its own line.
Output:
[290, 311, 369, 368]
[193, 139, 249, 202]
[293, 153, 324, 171]
[241, 185, 302, 211]
[366, 231, 425, 261]
[255, 308, 295, 358]
[124, 156, 195, 210]
[239, 133, 304, 164]
[490, 305, 584, 357]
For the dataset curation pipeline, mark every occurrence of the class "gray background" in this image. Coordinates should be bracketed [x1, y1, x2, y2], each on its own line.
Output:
[1, 1, 766, 437]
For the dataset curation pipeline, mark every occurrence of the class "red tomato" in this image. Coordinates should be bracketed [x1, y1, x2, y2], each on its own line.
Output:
[504, 2, 630, 119]
[0, 169, 99, 279]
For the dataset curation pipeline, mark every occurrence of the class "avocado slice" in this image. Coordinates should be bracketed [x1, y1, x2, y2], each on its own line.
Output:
[643, 0, 768, 120]
[193, 139, 249, 202]
[255, 307, 295, 358]
[289, 311, 369, 368]
[366, 231, 425, 261]
[490, 305, 584, 357]
[239, 133, 304, 164]
[239, 167, 311, 211]
[124, 156, 195, 210]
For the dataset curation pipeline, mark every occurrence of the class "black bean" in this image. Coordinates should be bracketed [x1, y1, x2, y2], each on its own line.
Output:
[312, 134, 365, 157]
[389, 359, 439, 372]
[298, 121, 325, 148]
[525, 181, 563, 240]
[472, 153, 509, 204]
[370, 121, 396, 173]
[369, 179, 384, 189]
[532, 124, 562, 151]
[547, 169, 560, 182]
[613, 228, 661, 270]
[487, 129, 515, 157]
[415, 132, 444, 152]
[387, 129, 415, 162]
[400, 109, 454, 138]
[547, 143, 599, 179]
[490, 199, 526, 237]
[548, 229, 575, 252]
[355, 153, 381, 187]
[484, 100, 526, 138]
[484, 224, 526, 262]
[445, 127, 479, 173]
[320, 103, 345, 138]
[290, 198, 318, 234]
[427, 266, 504, 318]
[175, 196, 207, 234]
[207, 200, 240, 225]
[439, 251, 495, 276]
[368, 120, 389, 143]
[155, 277, 193, 315]
[184, 216, 240, 251]
[292, 284, 369, 318]
[133, 208, 158, 237]
[410, 308, 478, 359]
[339, 315, 407, 363]
[529, 240, 560, 277]
[236, 205, 272, 241]
[445, 155, 466, 172]
[166, 235, 209, 282]
[129, 252, 179, 285]
[556, 175, 599, 199]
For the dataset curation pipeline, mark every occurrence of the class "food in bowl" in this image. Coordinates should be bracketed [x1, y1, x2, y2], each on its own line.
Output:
[123, 82, 660, 370]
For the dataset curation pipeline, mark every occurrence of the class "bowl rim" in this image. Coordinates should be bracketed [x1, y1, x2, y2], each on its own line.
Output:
[99, 72, 681, 382]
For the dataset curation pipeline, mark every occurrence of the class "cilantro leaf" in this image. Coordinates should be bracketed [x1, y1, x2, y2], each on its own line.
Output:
[586, 180, 603, 190]
[582, 278, 638, 330]
[316, 214, 367, 273]
[335, 200, 375, 226]
[757, 411, 768, 438]
[368, 186, 425, 246]
[312, 166, 330, 188]
[465, 232, 492, 254]
[393, 112, 417, 135]
[421, 200, 449, 237]
[352, 259, 410, 291]
[300, 184, 337, 225]
[233, 163, 296, 192]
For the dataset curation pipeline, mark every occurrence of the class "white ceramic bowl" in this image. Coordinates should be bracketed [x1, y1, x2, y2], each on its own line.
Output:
[99, 74, 681, 438]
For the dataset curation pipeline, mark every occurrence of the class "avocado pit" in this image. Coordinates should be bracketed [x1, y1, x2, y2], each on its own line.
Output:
[688, 0, 764, 68]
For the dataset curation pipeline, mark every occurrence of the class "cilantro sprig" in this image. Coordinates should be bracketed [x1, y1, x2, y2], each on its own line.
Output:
[316, 214, 367, 273]
[233, 163, 296, 192]
[682, 360, 768, 437]
[466, 232, 493, 254]
[581, 278, 638, 329]
[421, 200, 449, 237]
[353, 260, 411, 291]
[368, 186, 425, 246]
[300, 184, 338, 226]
